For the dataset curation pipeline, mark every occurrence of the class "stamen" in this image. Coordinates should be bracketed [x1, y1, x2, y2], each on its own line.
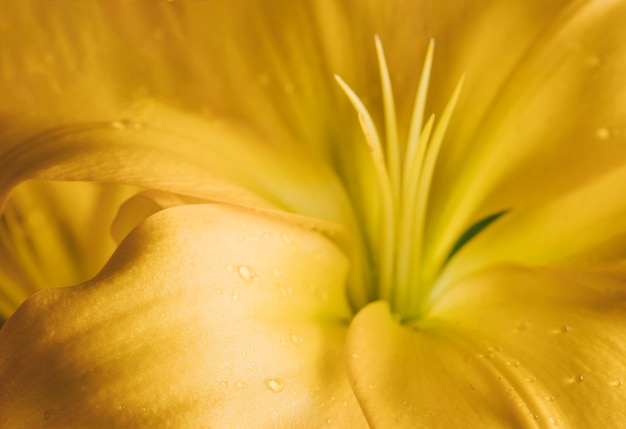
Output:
[335, 75, 396, 301]
[337, 37, 464, 319]
[403, 39, 435, 188]
[395, 114, 434, 315]
[408, 75, 465, 316]
[375, 35, 400, 200]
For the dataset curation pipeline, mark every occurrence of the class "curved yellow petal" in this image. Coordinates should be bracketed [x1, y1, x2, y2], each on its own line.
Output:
[0, 204, 367, 428]
[431, 263, 626, 428]
[346, 301, 528, 428]
[347, 263, 626, 428]
[0, 1, 356, 228]
[427, 0, 626, 271]
[439, 164, 626, 287]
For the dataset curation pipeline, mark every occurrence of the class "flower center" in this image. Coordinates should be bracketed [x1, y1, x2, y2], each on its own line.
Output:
[336, 37, 464, 321]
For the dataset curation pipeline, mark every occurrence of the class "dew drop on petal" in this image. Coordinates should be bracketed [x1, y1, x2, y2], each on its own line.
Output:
[597, 128, 611, 139]
[291, 334, 304, 344]
[231, 294, 240, 302]
[238, 265, 254, 281]
[265, 378, 285, 393]
[236, 381, 246, 389]
[610, 380, 624, 387]
[561, 325, 571, 333]
[215, 288, 222, 295]
[576, 374, 584, 383]
[226, 264, 234, 272]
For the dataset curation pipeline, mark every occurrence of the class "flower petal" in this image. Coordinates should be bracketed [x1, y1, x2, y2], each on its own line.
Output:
[0, 180, 139, 318]
[439, 164, 626, 287]
[0, 204, 367, 428]
[431, 263, 626, 427]
[347, 263, 626, 427]
[0, 1, 356, 227]
[427, 0, 626, 271]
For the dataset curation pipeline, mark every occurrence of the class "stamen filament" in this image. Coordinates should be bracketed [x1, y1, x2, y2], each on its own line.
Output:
[403, 39, 435, 187]
[375, 35, 400, 202]
[335, 75, 396, 301]
[409, 75, 465, 316]
[395, 114, 434, 315]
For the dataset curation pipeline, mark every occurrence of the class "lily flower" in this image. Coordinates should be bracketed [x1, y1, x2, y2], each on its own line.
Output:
[2, 0, 626, 427]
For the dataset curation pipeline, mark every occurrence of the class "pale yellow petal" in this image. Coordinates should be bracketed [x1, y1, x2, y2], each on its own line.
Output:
[439, 164, 626, 287]
[426, 0, 626, 272]
[347, 263, 626, 428]
[0, 204, 366, 428]
[346, 301, 526, 428]
[431, 263, 626, 427]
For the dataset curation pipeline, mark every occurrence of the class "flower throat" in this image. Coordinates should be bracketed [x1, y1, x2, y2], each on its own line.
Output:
[336, 37, 464, 321]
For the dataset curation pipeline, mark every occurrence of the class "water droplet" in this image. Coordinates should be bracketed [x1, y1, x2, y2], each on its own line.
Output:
[265, 378, 285, 393]
[273, 268, 283, 278]
[220, 381, 228, 387]
[561, 325, 571, 333]
[278, 285, 292, 297]
[44, 411, 51, 420]
[513, 361, 521, 368]
[226, 264, 234, 272]
[111, 121, 126, 130]
[215, 288, 222, 295]
[545, 395, 556, 402]
[597, 128, 611, 139]
[549, 417, 560, 425]
[280, 340, 289, 347]
[525, 375, 537, 383]
[610, 380, 624, 387]
[576, 374, 584, 383]
[351, 353, 359, 359]
[281, 233, 293, 245]
[326, 418, 332, 425]
[231, 294, 240, 302]
[238, 265, 254, 281]
[291, 334, 304, 344]
[236, 381, 246, 389]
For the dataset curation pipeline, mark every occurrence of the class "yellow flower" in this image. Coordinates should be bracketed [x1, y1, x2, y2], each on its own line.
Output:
[2, 1, 626, 427]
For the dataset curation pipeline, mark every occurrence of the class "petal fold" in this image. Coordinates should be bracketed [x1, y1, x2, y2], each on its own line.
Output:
[0, 204, 366, 428]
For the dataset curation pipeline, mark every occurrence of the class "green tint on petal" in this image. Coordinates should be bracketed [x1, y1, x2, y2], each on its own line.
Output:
[430, 263, 626, 428]
[437, 165, 626, 291]
[426, 0, 626, 276]
[0, 204, 366, 428]
[345, 301, 528, 428]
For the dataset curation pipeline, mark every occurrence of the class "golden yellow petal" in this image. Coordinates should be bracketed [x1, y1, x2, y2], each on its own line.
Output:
[0, 181, 140, 318]
[0, 204, 367, 428]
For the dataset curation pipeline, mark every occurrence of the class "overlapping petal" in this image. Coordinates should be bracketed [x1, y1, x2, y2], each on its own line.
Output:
[0, 204, 367, 428]
[426, 0, 626, 272]
[0, 1, 355, 226]
[0, 180, 139, 318]
[347, 264, 626, 428]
